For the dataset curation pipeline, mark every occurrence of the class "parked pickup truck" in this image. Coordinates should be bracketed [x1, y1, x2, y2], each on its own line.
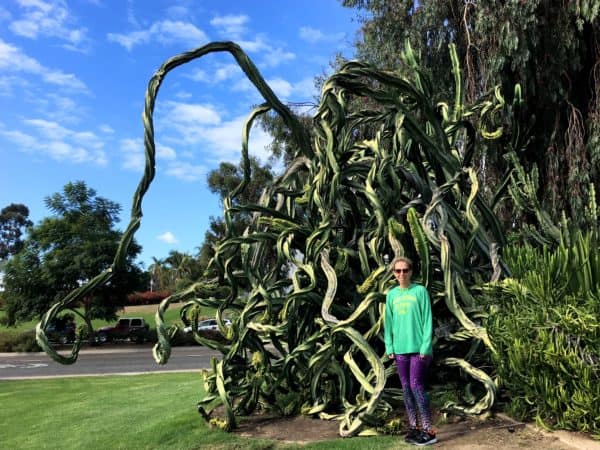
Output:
[96, 317, 150, 344]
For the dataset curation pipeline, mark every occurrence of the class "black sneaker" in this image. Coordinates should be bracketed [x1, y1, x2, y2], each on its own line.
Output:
[404, 428, 420, 443]
[413, 430, 437, 446]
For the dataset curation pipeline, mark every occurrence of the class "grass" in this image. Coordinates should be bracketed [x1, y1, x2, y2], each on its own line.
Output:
[0, 373, 408, 450]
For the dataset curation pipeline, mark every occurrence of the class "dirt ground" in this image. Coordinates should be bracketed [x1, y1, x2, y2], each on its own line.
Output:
[234, 410, 588, 449]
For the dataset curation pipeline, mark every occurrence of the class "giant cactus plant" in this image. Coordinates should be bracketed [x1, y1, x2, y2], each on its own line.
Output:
[36, 41, 522, 436]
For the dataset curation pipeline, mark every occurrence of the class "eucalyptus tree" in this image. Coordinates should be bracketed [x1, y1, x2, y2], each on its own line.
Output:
[342, 0, 600, 225]
[198, 156, 275, 277]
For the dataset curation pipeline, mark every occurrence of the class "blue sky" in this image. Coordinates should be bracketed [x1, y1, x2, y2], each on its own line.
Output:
[0, 0, 360, 268]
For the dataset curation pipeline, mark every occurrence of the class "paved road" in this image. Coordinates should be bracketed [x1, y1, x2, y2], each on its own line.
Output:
[0, 345, 222, 379]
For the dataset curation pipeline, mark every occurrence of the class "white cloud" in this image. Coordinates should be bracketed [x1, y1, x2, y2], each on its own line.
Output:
[231, 77, 253, 93]
[1, 129, 37, 148]
[39, 69, 86, 88]
[187, 69, 208, 82]
[1, 118, 107, 165]
[165, 161, 207, 182]
[0, 6, 12, 21]
[180, 150, 194, 159]
[186, 63, 243, 86]
[39, 93, 83, 123]
[156, 99, 273, 164]
[157, 231, 178, 244]
[210, 14, 249, 38]
[120, 138, 144, 171]
[107, 20, 208, 51]
[238, 36, 269, 53]
[99, 124, 114, 134]
[232, 76, 317, 103]
[120, 138, 178, 174]
[107, 29, 150, 51]
[126, 0, 139, 28]
[0, 74, 29, 96]
[293, 77, 319, 99]
[267, 77, 293, 98]
[262, 47, 295, 68]
[174, 90, 193, 99]
[214, 63, 242, 82]
[157, 101, 224, 149]
[12, 86, 88, 126]
[24, 118, 70, 140]
[47, 140, 91, 162]
[155, 20, 207, 47]
[9, 0, 90, 51]
[157, 143, 176, 160]
[299, 26, 345, 44]
[120, 101, 274, 180]
[199, 115, 273, 163]
[72, 130, 103, 149]
[0, 39, 88, 91]
[166, 5, 190, 21]
[162, 101, 221, 126]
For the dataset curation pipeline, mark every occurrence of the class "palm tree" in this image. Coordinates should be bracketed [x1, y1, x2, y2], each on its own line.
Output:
[148, 256, 167, 292]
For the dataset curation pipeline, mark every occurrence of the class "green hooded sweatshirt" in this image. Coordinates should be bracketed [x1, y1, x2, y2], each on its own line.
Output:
[384, 283, 433, 356]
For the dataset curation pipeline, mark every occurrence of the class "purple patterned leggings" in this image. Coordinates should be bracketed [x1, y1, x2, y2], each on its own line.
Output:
[395, 353, 433, 431]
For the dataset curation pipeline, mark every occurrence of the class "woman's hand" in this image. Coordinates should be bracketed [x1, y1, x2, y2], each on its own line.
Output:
[388, 353, 395, 359]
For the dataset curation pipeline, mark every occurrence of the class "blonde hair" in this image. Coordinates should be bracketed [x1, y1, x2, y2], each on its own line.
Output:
[389, 256, 413, 271]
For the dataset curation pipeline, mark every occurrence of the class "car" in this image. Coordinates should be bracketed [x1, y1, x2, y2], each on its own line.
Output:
[183, 318, 232, 334]
[96, 317, 150, 344]
[46, 320, 76, 344]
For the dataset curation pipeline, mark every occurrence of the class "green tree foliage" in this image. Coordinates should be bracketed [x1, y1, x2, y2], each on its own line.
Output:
[198, 157, 275, 274]
[259, 109, 315, 166]
[0, 203, 33, 260]
[341, 0, 600, 224]
[207, 156, 274, 206]
[153, 250, 203, 292]
[148, 256, 167, 292]
[3, 181, 144, 325]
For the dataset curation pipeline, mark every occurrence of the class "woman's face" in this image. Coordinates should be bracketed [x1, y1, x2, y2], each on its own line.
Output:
[393, 261, 412, 286]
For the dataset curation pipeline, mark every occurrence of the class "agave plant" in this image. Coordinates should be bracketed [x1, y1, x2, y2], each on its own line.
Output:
[36, 41, 522, 436]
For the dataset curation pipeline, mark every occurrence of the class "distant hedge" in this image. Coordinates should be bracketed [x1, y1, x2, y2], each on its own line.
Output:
[0, 330, 41, 352]
[127, 291, 170, 306]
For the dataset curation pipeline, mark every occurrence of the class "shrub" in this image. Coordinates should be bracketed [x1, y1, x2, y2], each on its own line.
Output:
[485, 230, 600, 436]
[0, 330, 41, 352]
[169, 327, 196, 346]
[126, 291, 170, 306]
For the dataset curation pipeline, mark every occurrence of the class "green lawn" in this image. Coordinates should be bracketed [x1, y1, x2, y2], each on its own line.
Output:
[0, 373, 406, 450]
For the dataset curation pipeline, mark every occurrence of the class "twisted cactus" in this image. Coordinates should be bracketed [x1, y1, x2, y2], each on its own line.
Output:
[37, 41, 522, 436]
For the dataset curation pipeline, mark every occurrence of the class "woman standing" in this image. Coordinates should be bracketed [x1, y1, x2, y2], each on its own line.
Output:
[384, 256, 436, 446]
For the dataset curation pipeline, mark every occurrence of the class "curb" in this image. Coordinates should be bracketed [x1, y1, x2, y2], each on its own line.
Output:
[0, 343, 159, 357]
[496, 413, 600, 450]
[0, 347, 154, 357]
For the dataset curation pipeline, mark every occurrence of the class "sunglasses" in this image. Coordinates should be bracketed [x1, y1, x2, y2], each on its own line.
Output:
[393, 268, 411, 274]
